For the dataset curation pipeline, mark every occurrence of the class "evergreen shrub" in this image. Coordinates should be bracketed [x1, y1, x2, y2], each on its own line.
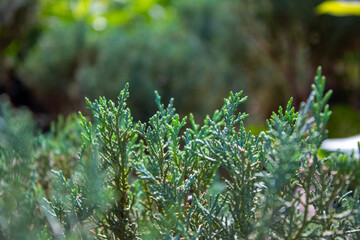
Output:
[1, 68, 360, 239]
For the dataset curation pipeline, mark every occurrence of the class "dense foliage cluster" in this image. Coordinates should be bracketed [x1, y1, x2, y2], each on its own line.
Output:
[0, 68, 360, 239]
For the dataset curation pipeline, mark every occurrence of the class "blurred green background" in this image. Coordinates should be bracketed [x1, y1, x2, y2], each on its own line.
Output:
[1, 0, 360, 137]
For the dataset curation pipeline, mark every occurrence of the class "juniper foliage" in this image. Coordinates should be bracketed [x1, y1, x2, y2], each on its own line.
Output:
[1, 68, 360, 239]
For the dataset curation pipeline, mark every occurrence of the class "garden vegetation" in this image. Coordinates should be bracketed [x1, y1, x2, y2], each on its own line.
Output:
[0, 68, 360, 239]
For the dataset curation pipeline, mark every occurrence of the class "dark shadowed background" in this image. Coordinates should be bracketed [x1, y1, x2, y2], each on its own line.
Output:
[1, 0, 360, 137]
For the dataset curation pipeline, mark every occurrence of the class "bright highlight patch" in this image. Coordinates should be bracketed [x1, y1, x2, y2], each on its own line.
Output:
[316, 1, 360, 16]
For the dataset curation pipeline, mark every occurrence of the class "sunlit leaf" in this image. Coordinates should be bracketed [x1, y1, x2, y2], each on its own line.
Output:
[316, 1, 360, 16]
